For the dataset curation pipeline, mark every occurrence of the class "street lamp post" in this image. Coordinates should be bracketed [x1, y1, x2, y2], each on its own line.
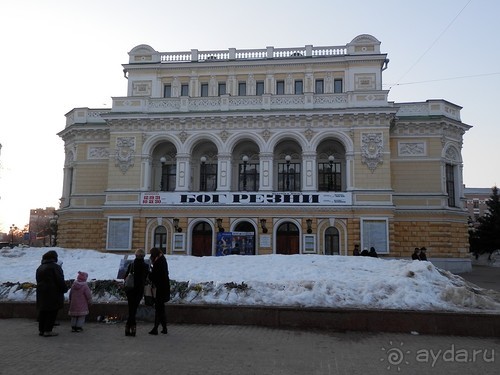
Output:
[242, 155, 248, 191]
[200, 156, 207, 191]
[328, 155, 335, 191]
[285, 155, 291, 191]
[159, 156, 166, 191]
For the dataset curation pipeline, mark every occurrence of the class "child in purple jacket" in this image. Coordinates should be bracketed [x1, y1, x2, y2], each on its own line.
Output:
[68, 271, 92, 332]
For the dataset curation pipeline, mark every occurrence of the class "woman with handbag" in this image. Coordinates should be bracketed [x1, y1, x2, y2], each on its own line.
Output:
[148, 247, 171, 335]
[124, 248, 149, 337]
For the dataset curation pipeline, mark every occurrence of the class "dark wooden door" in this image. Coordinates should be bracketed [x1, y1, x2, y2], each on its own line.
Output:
[192, 222, 213, 256]
[276, 222, 299, 255]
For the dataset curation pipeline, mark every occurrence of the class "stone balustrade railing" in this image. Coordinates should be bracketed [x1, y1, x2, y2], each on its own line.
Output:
[160, 45, 348, 63]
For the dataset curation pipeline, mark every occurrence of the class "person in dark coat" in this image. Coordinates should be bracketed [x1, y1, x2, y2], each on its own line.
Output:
[353, 244, 360, 256]
[369, 246, 378, 258]
[419, 247, 428, 261]
[36, 250, 68, 337]
[124, 248, 149, 337]
[360, 247, 369, 256]
[411, 247, 420, 260]
[148, 247, 170, 335]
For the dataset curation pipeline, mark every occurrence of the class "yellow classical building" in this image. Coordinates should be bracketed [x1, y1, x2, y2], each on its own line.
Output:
[57, 34, 471, 272]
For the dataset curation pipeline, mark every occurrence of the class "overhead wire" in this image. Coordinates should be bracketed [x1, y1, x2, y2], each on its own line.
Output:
[389, 0, 474, 90]
[384, 72, 500, 87]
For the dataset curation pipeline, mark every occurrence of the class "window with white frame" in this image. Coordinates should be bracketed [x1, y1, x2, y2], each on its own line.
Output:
[201, 83, 209, 97]
[238, 82, 246, 96]
[163, 84, 172, 98]
[446, 163, 457, 207]
[256, 81, 264, 96]
[361, 218, 388, 254]
[180, 84, 189, 96]
[315, 79, 324, 94]
[218, 83, 226, 96]
[276, 80, 285, 95]
[334, 79, 343, 93]
[107, 217, 133, 250]
[294, 80, 303, 95]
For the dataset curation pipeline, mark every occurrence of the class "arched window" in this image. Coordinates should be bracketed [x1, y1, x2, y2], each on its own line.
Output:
[324, 227, 340, 255]
[154, 226, 167, 254]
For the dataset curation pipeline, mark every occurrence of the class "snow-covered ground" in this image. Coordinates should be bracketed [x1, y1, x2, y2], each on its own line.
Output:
[1, 247, 499, 312]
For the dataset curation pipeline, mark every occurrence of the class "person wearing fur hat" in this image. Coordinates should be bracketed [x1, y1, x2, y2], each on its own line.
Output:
[36, 250, 68, 337]
[68, 271, 92, 332]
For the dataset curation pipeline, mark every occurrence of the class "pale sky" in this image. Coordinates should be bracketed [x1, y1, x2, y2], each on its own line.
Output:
[0, 0, 498, 233]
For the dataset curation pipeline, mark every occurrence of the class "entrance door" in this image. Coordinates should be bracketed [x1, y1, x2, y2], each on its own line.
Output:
[192, 222, 213, 256]
[324, 226, 340, 255]
[276, 222, 299, 255]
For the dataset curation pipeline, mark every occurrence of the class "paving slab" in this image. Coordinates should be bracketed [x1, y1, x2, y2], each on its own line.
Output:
[0, 318, 498, 375]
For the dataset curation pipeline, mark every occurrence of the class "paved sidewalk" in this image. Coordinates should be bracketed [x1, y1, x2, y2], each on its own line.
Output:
[458, 264, 500, 293]
[0, 318, 498, 375]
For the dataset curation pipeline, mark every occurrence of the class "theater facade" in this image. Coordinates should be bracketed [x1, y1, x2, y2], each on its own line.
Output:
[57, 34, 472, 272]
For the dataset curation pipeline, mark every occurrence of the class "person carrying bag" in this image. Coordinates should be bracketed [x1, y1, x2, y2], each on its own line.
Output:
[123, 249, 149, 337]
[147, 247, 171, 335]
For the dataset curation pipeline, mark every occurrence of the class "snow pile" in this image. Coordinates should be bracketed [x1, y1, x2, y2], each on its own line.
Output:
[1, 247, 499, 312]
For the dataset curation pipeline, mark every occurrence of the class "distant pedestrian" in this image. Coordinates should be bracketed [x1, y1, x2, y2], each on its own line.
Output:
[148, 247, 170, 335]
[360, 247, 369, 256]
[68, 271, 92, 332]
[353, 244, 360, 256]
[369, 246, 378, 258]
[36, 250, 68, 337]
[124, 248, 149, 337]
[411, 248, 420, 260]
[419, 247, 427, 261]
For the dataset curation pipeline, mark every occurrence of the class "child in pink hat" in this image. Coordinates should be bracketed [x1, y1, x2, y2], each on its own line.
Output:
[68, 271, 92, 332]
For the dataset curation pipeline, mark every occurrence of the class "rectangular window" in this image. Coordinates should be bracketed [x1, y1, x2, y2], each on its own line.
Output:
[160, 164, 176, 192]
[201, 83, 209, 97]
[256, 81, 264, 96]
[473, 200, 479, 209]
[446, 164, 456, 207]
[107, 217, 132, 251]
[315, 79, 324, 94]
[318, 162, 341, 191]
[361, 219, 388, 254]
[180, 84, 189, 96]
[334, 79, 343, 93]
[163, 84, 172, 98]
[200, 163, 217, 191]
[276, 80, 285, 95]
[238, 82, 246, 96]
[218, 83, 226, 96]
[278, 162, 301, 191]
[294, 80, 303, 95]
[239, 162, 259, 191]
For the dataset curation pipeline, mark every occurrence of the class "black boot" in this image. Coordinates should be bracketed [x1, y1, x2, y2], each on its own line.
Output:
[125, 324, 131, 336]
[148, 327, 158, 335]
[130, 325, 136, 337]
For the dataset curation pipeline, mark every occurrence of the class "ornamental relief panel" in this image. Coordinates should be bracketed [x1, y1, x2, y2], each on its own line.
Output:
[132, 81, 152, 96]
[398, 142, 426, 157]
[88, 147, 109, 159]
[445, 146, 460, 162]
[115, 137, 135, 174]
[361, 133, 383, 172]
